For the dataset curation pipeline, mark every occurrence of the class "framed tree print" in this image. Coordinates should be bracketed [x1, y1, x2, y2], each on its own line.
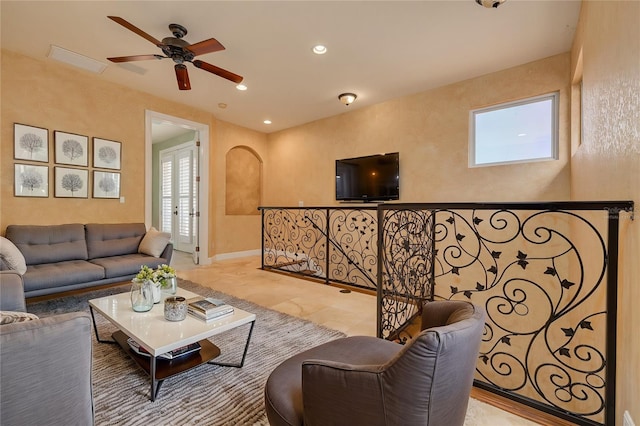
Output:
[54, 167, 88, 198]
[93, 171, 120, 199]
[14, 123, 49, 162]
[93, 138, 121, 170]
[54, 131, 88, 166]
[14, 164, 49, 197]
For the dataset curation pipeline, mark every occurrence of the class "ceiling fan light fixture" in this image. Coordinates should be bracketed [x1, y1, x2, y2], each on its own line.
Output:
[475, 0, 507, 8]
[339, 93, 357, 106]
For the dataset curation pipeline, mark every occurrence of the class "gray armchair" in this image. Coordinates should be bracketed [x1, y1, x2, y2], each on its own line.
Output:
[264, 300, 485, 426]
[0, 271, 95, 425]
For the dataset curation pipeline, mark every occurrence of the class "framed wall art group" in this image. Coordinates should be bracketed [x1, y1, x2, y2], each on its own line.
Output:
[13, 123, 122, 199]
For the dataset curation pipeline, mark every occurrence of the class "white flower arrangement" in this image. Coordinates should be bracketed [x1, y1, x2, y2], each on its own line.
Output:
[133, 264, 177, 289]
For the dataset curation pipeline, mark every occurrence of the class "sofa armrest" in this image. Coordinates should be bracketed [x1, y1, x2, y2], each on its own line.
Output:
[0, 271, 26, 312]
[0, 312, 94, 425]
[302, 359, 386, 425]
[161, 242, 174, 265]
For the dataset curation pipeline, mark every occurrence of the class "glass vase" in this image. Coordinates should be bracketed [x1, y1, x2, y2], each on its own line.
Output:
[161, 277, 178, 295]
[151, 282, 162, 304]
[131, 280, 154, 312]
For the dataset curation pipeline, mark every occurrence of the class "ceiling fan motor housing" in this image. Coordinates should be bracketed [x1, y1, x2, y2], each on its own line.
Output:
[161, 37, 194, 63]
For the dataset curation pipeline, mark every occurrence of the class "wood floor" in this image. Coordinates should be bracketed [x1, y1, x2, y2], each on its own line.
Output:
[174, 252, 553, 426]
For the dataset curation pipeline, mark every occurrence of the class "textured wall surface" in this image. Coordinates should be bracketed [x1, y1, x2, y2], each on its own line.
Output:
[214, 121, 266, 255]
[570, 2, 640, 424]
[0, 49, 267, 258]
[265, 54, 572, 207]
[226, 147, 262, 216]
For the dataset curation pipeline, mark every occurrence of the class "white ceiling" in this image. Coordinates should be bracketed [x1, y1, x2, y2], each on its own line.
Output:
[1, 1, 581, 134]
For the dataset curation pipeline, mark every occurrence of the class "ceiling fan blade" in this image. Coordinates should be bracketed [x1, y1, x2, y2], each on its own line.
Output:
[108, 54, 165, 63]
[175, 64, 191, 90]
[192, 60, 243, 84]
[108, 16, 163, 47]
[186, 38, 225, 56]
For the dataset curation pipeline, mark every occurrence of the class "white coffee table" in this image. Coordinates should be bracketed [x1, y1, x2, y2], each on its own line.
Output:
[88, 288, 256, 401]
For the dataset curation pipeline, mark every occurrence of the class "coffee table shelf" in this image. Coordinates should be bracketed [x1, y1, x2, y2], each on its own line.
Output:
[112, 330, 221, 381]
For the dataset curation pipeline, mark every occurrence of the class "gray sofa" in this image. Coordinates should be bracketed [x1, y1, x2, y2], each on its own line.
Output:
[3, 223, 173, 298]
[0, 270, 94, 425]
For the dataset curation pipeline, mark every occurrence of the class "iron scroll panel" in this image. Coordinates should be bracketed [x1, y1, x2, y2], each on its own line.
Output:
[260, 207, 377, 290]
[377, 208, 435, 341]
[378, 201, 633, 426]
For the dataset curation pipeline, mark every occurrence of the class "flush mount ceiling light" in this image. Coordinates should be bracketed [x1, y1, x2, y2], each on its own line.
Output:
[236, 84, 247, 91]
[312, 45, 327, 55]
[338, 93, 357, 106]
[263, 120, 272, 125]
[475, 0, 507, 8]
[48, 45, 107, 74]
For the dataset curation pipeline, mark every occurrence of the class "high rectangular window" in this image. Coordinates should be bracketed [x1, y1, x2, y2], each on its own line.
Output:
[469, 92, 559, 167]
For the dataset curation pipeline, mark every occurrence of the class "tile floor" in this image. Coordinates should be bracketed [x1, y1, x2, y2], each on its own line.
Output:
[174, 251, 539, 426]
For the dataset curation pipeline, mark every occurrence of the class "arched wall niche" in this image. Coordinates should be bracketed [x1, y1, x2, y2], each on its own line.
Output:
[225, 145, 262, 215]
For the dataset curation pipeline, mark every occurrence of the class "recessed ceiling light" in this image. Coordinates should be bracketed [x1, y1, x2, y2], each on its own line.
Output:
[47, 45, 107, 74]
[218, 103, 227, 109]
[236, 84, 247, 91]
[263, 120, 272, 125]
[312, 45, 327, 55]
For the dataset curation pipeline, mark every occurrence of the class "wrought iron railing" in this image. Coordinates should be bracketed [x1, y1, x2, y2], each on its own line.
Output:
[259, 207, 378, 290]
[378, 201, 633, 426]
[260, 201, 634, 426]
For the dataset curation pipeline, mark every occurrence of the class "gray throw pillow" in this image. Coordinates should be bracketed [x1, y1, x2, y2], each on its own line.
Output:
[0, 237, 27, 274]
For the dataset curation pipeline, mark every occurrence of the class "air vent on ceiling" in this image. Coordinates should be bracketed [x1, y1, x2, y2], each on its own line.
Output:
[47, 45, 107, 74]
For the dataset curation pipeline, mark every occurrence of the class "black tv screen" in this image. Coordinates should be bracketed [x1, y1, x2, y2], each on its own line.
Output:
[336, 152, 399, 202]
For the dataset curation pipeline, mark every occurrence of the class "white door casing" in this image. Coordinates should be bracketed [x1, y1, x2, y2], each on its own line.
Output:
[145, 110, 210, 264]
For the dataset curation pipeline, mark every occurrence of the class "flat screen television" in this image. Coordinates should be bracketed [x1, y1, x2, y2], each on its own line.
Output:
[336, 152, 399, 202]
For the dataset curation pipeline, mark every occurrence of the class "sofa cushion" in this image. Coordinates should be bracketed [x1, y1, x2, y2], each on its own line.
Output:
[22, 260, 105, 293]
[0, 311, 39, 325]
[5, 224, 88, 265]
[85, 223, 146, 259]
[90, 254, 166, 279]
[0, 237, 27, 274]
[138, 227, 171, 257]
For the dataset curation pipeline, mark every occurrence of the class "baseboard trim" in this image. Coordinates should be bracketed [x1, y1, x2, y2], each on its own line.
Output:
[470, 387, 576, 426]
[211, 249, 261, 262]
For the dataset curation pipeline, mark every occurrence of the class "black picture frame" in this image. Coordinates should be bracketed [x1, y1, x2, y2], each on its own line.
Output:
[14, 123, 49, 163]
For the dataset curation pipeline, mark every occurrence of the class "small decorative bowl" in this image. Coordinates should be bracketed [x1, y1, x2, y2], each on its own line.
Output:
[164, 296, 187, 321]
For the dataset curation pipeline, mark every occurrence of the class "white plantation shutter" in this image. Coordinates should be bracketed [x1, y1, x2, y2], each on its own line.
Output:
[158, 143, 197, 253]
[160, 154, 173, 234]
[177, 150, 193, 244]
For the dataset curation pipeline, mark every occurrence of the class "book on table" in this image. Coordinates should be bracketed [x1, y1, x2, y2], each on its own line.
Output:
[127, 338, 201, 360]
[187, 297, 234, 321]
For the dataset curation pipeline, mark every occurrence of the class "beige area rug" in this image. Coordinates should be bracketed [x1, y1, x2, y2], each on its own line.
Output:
[27, 279, 515, 425]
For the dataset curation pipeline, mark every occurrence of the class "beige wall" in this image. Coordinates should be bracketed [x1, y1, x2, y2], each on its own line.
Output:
[226, 146, 262, 216]
[570, 2, 640, 424]
[213, 121, 267, 255]
[0, 49, 266, 258]
[265, 53, 571, 206]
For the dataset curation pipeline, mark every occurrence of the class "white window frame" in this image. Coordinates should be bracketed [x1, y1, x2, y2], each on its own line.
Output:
[469, 92, 559, 167]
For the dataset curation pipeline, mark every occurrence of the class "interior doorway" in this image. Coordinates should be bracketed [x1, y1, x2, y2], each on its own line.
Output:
[145, 110, 210, 264]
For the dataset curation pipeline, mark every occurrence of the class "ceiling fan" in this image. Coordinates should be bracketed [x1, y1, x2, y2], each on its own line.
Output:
[106, 16, 243, 90]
